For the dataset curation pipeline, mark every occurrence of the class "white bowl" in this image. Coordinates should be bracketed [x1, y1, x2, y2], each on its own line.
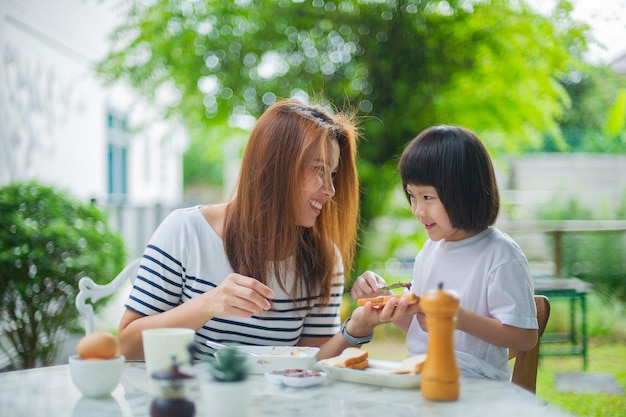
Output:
[264, 369, 328, 387]
[236, 346, 320, 374]
[69, 354, 125, 398]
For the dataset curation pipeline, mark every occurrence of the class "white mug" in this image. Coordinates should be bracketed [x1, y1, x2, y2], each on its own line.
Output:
[142, 327, 195, 376]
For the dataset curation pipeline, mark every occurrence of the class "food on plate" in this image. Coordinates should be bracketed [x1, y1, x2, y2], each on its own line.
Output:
[272, 369, 323, 378]
[265, 369, 328, 387]
[357, 292, 420, 309]
[266, 346, 312, 357]
[76, 332, 119, 360]
[390, 354, 427, 375]
[347, 359, 369, 370]
[319, 347, 369, 370]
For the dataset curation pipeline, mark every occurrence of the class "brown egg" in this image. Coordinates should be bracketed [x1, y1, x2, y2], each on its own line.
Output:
[76, 332, 119, 359]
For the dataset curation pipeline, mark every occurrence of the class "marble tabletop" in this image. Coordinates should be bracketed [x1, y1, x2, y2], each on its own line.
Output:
[0, 361, 575, 417]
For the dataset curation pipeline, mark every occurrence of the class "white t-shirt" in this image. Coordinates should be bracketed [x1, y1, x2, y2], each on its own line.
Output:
[406, 227, 538, 381]
[125, 206, 344, 360]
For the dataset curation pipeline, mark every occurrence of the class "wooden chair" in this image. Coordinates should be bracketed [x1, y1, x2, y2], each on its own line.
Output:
[510, 295, 551, 393]
[75, 258, 141, 334]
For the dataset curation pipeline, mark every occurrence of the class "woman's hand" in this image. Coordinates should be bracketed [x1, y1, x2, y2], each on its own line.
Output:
[117, 273, 274, 360]
[202, 273, 275, 318]
[351, 271, 387, 299]
[315, 287, 420, 359]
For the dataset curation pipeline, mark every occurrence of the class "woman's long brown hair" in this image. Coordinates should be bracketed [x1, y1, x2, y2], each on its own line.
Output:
[224, 99, 360, 305]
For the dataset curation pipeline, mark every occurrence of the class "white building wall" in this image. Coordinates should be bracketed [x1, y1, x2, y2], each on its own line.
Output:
[0, 0, 187, 206]
[499, 154, 626, 219]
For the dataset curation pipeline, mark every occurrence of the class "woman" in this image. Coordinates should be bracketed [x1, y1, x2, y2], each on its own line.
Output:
[118, 99, 413, 360]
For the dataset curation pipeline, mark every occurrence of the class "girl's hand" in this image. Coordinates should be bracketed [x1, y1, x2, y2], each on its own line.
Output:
[350, 296, 421, 334]
[415, 306, 428, 332]
[351, 271, 387, 299]
[204, 273, 275, 318]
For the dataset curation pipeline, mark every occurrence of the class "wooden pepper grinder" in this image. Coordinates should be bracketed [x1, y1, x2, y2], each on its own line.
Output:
[420, 282, 461, 401]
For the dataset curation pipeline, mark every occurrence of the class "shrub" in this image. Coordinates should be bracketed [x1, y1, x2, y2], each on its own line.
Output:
[537, 196, 626, 301]
[0, 181, 126, 369]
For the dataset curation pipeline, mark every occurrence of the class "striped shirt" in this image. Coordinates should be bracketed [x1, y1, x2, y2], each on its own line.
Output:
[125, 206, 344, 360]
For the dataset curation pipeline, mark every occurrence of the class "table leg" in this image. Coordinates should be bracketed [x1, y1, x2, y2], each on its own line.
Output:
[570, 297, 577, 344]
[581, 293, 588, 370]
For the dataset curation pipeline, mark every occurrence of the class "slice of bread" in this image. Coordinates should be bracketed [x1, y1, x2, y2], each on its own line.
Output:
[347, 359, 369, 370]
[320, 347, 369, 368]
[357, 292, 420, 309]
[390, 354, 427, 375]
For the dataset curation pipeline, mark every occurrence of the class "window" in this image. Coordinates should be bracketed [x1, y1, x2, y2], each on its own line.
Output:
[106, 111, 128, 204]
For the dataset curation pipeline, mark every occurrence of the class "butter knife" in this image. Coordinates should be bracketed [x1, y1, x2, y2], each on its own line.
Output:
[375, 282, 412, 294]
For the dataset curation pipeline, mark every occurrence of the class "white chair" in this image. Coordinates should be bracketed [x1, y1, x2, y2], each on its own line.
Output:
[75, 258, 141, 335]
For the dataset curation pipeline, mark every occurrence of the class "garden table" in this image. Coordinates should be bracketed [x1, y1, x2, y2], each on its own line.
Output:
[534, 277, 594, 369]
[0, 360, 576, 417]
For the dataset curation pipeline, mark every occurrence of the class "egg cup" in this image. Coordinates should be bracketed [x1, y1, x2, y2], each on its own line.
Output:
[69, 355, 125, 398]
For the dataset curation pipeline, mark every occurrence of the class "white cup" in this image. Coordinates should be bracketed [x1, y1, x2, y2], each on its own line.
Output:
[142, 328, 195, 376]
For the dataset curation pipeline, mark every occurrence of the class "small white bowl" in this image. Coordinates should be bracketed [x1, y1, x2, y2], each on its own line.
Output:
[264, 369, 328, 387]
[264, 370, 287, 385]
[282, 370, 327, 387]
[68, 355, 125, 398]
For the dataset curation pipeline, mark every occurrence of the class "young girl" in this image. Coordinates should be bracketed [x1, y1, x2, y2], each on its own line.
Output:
[118, 99, 408, 362]
[353, 125, 538, 380]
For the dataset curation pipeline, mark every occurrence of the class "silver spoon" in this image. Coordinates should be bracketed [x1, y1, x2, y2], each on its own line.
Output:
[205, 340, 260, 356]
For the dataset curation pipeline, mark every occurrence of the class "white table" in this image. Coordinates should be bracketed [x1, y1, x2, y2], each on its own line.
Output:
[0, 361, 575, 417]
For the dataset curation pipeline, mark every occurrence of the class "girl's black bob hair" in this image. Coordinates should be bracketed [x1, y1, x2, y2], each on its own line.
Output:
[398, 125, 499, 231]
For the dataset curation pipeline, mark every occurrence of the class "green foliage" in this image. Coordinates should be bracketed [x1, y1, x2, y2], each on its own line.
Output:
[536, 343, 626, 417]
[544, 292, 626, 342]
[537, 194, 626, 301]
[537, 197, 595, 221]
[586, 292, 626, 342]
[0, 181, 126, 369]
[355, 161, 427, 281]
[207, 347, 249, 382]
[604, 88, 626, 139]
[537, 64, 626, 153]
[183, 124, 250, 186]
[97, 0, 589, 276]
[184, 134, 224, 185]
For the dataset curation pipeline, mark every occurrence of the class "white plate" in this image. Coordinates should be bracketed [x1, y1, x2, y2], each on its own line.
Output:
[264, 370, 328, 387]
[316, 359, 421, 389]
[209, 345, 320, 374]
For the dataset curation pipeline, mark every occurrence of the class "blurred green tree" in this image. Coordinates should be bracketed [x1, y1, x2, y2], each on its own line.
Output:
[537, 64, 626, 153]
[0, 182, 126, 369]
[97, 0, 588, 277]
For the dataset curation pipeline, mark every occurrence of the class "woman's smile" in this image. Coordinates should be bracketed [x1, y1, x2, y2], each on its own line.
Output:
[310, 199, 323, 211]
[297, 140, 340, 227]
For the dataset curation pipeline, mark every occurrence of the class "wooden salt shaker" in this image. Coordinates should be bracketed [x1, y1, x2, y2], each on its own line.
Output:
[420, 282, 461, 401]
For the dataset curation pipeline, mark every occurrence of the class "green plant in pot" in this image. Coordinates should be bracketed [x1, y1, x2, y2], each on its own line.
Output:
[208, 347, 249, 382]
